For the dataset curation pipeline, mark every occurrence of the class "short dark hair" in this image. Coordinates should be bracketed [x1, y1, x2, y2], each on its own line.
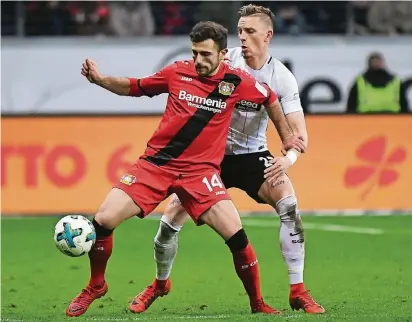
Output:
[238, 4, 275, 28]
[189, 21, 228, 51]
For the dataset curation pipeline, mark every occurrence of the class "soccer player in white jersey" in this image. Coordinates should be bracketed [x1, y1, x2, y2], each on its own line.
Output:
[131, 4, 325, 314]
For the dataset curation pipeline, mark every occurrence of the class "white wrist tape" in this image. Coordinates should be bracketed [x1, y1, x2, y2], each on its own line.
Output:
[285, 150, 298, 165]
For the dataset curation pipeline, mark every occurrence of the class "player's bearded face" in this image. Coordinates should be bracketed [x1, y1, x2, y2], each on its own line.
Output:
[192, 40, 226, 76]
[238, 16, 272, 59]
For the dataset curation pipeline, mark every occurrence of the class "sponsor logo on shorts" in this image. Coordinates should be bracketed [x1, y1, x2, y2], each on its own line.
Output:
[215, 190, 226, 196]
[218, 81, 235, 96]
[120, 174, 136, 186]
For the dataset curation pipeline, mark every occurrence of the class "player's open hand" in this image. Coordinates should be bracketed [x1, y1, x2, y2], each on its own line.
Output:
[263, 156, 292, 186]
[281, 136, 306, 155]
[81, 58, 102, 83]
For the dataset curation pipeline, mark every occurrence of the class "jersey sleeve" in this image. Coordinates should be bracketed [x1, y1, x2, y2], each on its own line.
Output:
[239, 76, 278, 106]
[274, 62, 303, 115]
[130, 63, 177, 97]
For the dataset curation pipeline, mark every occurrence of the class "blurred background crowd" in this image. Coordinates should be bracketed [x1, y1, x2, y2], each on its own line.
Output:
[2, 1, 412, 37]
[2, 1, 412, 114]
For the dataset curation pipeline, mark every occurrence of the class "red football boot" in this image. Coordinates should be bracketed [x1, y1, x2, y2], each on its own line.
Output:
[66, 282, 108, 317]
[129, 278, 171, 313]
[251, 298, 282, 315]
[290, 290, 325, 314]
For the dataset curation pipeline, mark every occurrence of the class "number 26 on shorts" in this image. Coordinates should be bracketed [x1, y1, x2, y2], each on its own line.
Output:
[202, 173, 224, 192]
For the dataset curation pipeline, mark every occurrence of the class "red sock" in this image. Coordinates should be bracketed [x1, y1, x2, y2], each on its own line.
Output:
[88, 234, 113, 287]
[290, 282, 306, 296]
[231, 242, 262, 304]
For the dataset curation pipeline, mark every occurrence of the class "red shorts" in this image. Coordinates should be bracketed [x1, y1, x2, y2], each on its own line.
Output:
[113, 159, 231, 224]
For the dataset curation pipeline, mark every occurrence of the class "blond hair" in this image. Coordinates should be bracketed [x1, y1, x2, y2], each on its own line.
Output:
[238, 4, 274, 28]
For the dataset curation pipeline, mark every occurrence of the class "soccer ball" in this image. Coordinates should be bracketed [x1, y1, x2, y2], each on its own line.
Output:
[54, 215, 96, 257]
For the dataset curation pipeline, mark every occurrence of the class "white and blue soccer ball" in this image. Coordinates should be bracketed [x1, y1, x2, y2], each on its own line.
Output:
[54, 215, 96, 257]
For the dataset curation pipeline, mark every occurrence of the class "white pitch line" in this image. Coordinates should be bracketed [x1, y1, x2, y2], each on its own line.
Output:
[241, 219, 384, 235]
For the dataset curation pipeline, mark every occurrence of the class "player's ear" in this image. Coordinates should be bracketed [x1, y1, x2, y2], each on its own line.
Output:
[219, 48, 228, 60]
[265, 29, 273, 42]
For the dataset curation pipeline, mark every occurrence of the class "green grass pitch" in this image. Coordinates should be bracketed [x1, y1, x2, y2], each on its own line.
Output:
[2, 214, 412, 321]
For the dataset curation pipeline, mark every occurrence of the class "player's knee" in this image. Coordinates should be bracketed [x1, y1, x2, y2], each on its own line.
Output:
[95, 188, 142, 230]
[92, 216, 114, 237]
[225, 228, 249, 252]
[276, 195, 303, 233]
[275, 195, 299, 221]
[94, 206, 123, 231]
[155, 216, 182, 245]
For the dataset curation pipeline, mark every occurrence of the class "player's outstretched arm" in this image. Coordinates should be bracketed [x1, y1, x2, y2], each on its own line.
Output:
[81, 59, 133, 96]
[82, 58, 173, 98]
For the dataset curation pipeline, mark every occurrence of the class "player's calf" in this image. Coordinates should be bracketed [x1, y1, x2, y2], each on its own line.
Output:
[66, 188, 142, 317]
[225, 229, 282, 314]
[66, 218, 112, 317]
[276, 195, 305, 287]
[276, 195, 325, 313]
[154, 215, 182, 280]
[128, 212, 184, 314]
[200, 200, 281, 314]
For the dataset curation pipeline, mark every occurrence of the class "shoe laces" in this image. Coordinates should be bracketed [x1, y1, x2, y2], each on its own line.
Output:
[253, 298, 280, 313]
[73, 287, 94, 306]
[137, 285, 158, 306]
[255, 298, 270, 309]
[297, 290, 319, 308]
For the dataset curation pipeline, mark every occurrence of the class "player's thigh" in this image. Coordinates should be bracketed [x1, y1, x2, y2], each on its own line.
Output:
[164, 194, 190, 226]
[225, 151, 279, 205]
[200, 199, 242, 241]
[175, 171, 233, 232]
[98, 160, 172, 229]
[257, 173, 295, 209]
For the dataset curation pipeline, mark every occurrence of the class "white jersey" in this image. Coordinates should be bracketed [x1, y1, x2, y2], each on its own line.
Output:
[225, 47, 303, 155]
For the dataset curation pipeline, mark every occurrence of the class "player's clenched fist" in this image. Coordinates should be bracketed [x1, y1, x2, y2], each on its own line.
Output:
[81, 58, 102, 83]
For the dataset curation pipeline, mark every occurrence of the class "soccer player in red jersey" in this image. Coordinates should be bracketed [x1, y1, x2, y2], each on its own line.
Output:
[134, 5, 324, 315]
[66, 21, 305, 317]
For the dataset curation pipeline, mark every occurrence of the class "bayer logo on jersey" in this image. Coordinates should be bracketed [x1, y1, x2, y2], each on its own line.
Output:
[54, 215, 96, 257]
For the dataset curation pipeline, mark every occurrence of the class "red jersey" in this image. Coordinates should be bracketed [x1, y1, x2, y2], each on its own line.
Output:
[131, 60, 277, 172]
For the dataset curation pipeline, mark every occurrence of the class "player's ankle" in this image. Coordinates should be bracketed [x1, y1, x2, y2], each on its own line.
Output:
[155, 278, 168, 288]
[250, 297, 264, 307]
[89, 280, 106, 289]
[290, 282, 305, 295]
